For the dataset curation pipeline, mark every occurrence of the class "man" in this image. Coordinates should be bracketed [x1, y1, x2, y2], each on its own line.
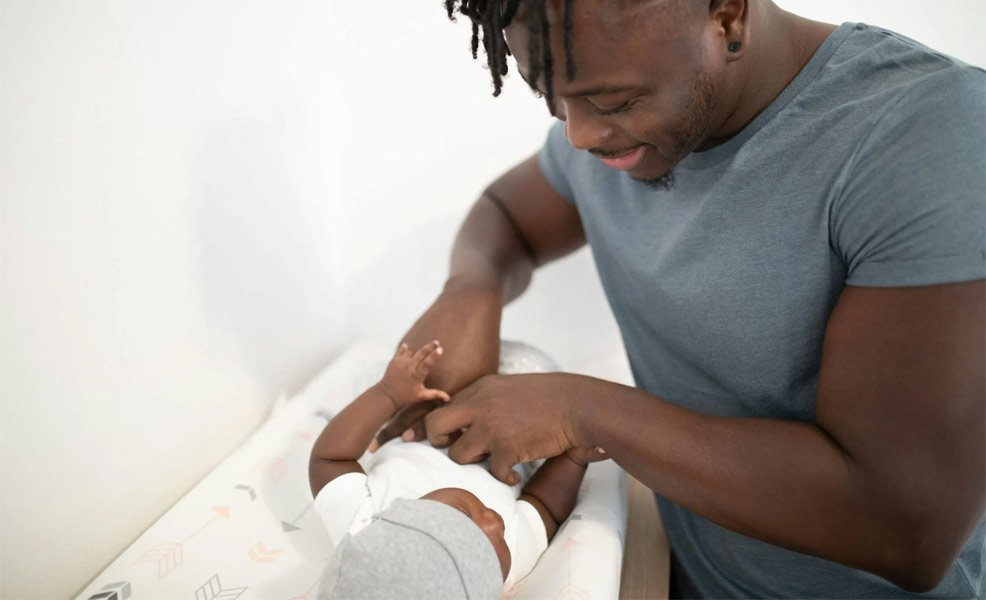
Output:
[372, 0, 985, 596]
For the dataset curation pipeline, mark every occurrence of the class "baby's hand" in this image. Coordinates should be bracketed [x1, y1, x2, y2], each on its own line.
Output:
[565, 446, 608, 466]
[378, 341, 451, 409]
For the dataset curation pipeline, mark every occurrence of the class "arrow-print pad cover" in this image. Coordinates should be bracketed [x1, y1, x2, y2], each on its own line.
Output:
[75, 339, 628, 600]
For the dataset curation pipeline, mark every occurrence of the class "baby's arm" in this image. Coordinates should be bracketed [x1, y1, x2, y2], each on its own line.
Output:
[519, 448, 605, 540]
[309, 341, 449, 498]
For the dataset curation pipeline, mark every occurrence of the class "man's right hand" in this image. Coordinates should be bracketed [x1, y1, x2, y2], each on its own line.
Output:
[371, 284, 503, 450]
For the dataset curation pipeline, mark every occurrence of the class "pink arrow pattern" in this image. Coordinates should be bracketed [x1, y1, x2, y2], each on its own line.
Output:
[247, 540, 283, 563]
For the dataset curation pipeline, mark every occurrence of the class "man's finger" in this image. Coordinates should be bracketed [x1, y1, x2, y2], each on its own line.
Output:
[426, 403, 474, 448]
[407, 418, 427, 441]
[446, 427, 491, 465]
[373, 401, 436, 448]
[490, 453, 521, 486]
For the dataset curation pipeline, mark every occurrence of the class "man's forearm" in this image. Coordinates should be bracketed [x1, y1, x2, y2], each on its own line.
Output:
[397, 193, 536, 396]
[447, 193, 536, 304]
[570, 376, 963, 591]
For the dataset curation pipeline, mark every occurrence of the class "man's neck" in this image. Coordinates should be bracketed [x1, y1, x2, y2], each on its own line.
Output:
[705, 4, 837, 148]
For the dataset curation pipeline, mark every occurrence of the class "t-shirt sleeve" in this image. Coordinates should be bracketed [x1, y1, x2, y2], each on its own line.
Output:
[313, 472, 376, 548]
[503, 499, 550, 589]
[537, 120, 577, 203]
[832, 66, 986, 287]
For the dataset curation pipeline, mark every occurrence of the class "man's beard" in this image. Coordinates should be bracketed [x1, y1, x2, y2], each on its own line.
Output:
[631, 71, 718, 192]
[636, 169, 676, 191]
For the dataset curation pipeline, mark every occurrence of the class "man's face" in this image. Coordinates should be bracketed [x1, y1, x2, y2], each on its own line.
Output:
[505, 0, 732, 186]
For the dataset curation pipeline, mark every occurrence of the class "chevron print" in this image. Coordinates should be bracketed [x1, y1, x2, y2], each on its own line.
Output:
[247, 540, 283, 563]
[195, 574, 247, 600]
[87, 581, 131, 600]
[133, 507, 230, 578]
[281, 502, 313, 533]
[553, 583, 591, 600]
[554, 538, 590, 600]
[134, 542, 182, 578]
[253, 457, 287, 485]
[234, 484, 256, 501]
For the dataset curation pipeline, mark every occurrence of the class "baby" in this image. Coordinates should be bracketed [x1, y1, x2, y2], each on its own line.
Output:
[309, 340, 602, 599]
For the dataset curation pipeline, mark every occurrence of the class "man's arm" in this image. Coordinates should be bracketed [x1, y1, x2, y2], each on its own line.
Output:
[372, 153, 586, 446]
[427, 280, 984, 592]
[583, 280, 985, 592]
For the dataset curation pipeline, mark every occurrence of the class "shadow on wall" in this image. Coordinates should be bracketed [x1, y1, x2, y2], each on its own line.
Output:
[185, 105, 344, 395]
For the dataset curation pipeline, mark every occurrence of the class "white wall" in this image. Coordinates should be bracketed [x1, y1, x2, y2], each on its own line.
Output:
[1, 1, 982, 598]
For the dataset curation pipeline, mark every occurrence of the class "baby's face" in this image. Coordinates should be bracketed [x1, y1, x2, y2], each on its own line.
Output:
[420, 487, 511, 580]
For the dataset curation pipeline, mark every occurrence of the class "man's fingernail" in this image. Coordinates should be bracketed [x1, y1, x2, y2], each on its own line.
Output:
[402, 430, 414, 441]
[436, 347, 443, 355]
[598, 447, 606, 453]
[368, 441, 378, 453]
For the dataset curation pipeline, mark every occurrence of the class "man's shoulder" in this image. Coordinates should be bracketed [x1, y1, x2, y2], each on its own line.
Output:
[818, 23, 984, 114]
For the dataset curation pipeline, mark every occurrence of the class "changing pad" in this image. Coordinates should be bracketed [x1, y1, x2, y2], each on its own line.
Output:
[76, 340, 628, 600]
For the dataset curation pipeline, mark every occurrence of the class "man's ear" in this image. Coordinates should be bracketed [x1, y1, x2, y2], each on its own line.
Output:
[709, 0, 749, 62]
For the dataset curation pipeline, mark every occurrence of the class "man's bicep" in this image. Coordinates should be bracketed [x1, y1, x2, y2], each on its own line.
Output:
[484, 153, 586, 267]
[815, 281, 984, 565]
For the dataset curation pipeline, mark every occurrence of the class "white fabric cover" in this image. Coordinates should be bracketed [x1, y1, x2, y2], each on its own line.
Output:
[75, 340, 628, 600]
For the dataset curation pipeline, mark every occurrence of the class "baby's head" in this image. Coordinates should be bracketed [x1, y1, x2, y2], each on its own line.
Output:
[420, 487, 511, 579]
[319, 492, 507, 600]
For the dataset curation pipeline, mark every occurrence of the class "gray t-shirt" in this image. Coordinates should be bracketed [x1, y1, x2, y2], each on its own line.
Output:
[538, 22, 985, 598]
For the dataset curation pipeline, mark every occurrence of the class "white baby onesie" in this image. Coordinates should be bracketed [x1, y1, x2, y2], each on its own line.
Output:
[314, 438, 548, 589]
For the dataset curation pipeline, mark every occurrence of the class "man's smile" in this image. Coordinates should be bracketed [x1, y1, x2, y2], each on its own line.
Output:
[592, 144, 647, 170]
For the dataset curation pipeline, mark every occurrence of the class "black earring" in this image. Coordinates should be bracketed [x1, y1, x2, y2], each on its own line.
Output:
[728, 41, 742, 52]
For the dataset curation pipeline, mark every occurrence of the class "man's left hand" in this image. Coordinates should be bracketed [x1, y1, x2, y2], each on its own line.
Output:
[425, 372, 597, 484]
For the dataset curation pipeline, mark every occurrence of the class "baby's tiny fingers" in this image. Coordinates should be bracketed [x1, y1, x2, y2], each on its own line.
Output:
[413, 341, 443, 379]
[419, 388, 451, 402]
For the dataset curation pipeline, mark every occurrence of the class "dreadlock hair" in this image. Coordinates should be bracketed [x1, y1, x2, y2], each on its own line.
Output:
[444, 0, 577, 115]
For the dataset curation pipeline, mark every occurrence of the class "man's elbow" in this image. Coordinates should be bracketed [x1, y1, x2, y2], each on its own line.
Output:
[877, 514, 979, 593]
[883, 558, 950, 594]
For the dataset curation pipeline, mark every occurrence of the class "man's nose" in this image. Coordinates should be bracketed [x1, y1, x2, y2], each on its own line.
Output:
[560, 101, 612, 151]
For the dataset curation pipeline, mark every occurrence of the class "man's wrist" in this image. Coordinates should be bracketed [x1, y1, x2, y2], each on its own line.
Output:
[443, 274, 506, 299]
[564, 373, 602, 448]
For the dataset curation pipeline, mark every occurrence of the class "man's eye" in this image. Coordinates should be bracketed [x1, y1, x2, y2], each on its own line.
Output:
[593, 100, 634, 116]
